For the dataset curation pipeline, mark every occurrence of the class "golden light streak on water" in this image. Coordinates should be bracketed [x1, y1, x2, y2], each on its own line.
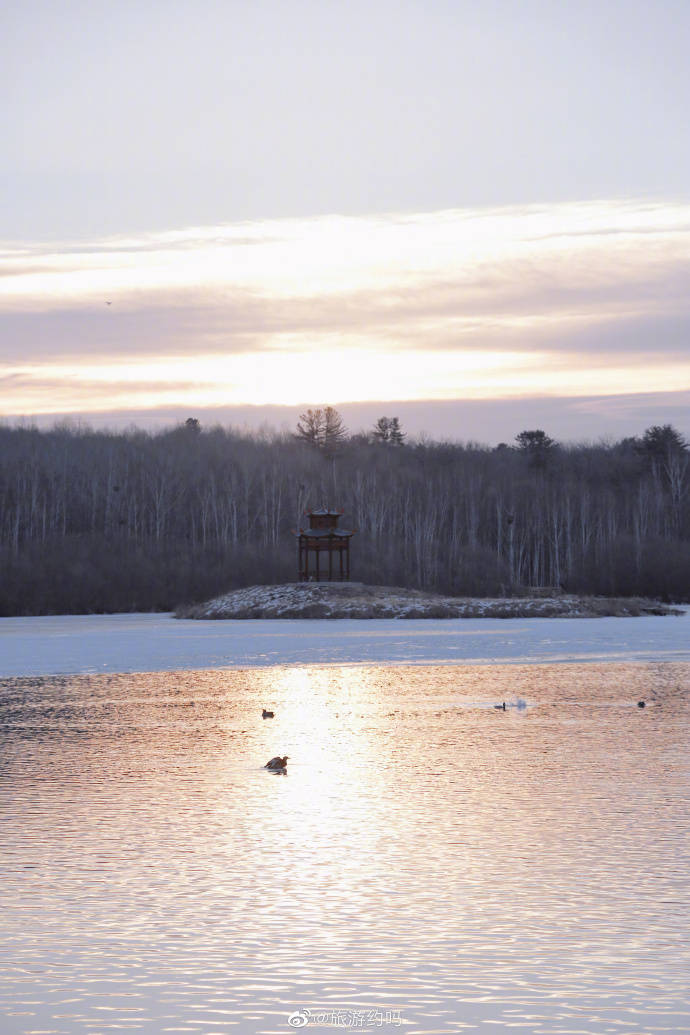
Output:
[1, 662, 689, 1033]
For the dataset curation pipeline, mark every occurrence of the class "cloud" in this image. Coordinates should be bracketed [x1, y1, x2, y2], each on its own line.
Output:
[2, 200, 690, 417]
[0, 301, 266, 362]
[1, 369, 222, 414]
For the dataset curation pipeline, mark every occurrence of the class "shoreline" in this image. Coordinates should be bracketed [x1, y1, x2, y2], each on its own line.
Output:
[176, 581, 683, 620]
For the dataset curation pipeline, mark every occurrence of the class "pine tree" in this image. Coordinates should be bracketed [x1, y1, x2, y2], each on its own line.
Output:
[322, 406, 348, 457]
[515, 429, 557, 468]
[295, 407, 347, 456]
[295, 409, 326, 446]
[372, 416, 405, 444]
[372, 417, 392, 442]
[388, 417, 405, 445]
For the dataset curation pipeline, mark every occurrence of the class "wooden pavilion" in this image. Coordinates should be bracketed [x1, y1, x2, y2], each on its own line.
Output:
[295, 509, 355, 582]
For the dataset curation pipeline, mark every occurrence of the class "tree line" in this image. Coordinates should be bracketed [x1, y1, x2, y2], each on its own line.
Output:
[0, 415, 688, 615]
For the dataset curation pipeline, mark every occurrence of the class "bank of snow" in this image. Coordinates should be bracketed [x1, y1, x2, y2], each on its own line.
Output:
[176, 582, 680, 620]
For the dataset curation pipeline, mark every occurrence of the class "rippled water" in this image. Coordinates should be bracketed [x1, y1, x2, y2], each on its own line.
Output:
[1, 662, 689, 1034]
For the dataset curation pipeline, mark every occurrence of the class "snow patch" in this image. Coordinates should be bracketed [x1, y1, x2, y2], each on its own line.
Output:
[176, 582, 681, 621]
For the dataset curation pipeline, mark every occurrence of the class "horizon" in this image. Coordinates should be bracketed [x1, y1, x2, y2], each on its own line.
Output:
[3, 393, 688, 449]
[3, 2, 690, 443]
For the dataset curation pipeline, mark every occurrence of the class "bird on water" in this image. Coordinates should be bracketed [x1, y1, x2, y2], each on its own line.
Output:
[494, 702, 507, 711]
[264, 755, 288, 770]
[262, 709, 274, 718]
[638, 701, 646, 708]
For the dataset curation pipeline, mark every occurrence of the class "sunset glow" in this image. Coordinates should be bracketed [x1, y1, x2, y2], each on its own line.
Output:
[2, 201, 690, 429]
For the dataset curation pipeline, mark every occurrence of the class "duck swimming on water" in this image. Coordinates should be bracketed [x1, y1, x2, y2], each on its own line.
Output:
[494, 702, 507, 711]
[262, 709, 274, 718]
[264, 755, 288, 770]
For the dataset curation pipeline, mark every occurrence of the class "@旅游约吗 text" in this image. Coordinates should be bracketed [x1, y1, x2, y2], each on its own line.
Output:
[288, 1007, 402, 1027]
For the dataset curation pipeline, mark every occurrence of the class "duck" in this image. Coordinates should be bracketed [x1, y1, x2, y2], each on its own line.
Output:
[262, 709, 274, 718]
[264, 755, 288, 770]
[637, 700, 646, 708]
[494, 702, 507, 711]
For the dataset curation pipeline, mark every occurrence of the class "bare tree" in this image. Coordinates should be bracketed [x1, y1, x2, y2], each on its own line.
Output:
[1, 419, 689, 614]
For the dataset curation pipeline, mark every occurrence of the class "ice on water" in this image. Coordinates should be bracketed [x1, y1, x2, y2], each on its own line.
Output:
[0, 610, 688, 677]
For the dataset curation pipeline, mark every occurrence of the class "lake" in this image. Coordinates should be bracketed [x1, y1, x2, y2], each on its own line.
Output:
[1, 659, 689, 1033]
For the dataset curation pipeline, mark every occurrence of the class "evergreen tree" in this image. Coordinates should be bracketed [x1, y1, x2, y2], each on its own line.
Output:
[295, 408, 326, 446]
[388, 417, 405, 445]
[295, 407, 347, 455]
[322, 406, 348, 457]
[372, 417, 392, 442]
[640, 424, 688, 461]
[372, 416, 405, 444]
[515, 429, 557, 468]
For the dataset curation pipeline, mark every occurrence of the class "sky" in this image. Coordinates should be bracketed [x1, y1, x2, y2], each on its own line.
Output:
[2, 0, 689, 444]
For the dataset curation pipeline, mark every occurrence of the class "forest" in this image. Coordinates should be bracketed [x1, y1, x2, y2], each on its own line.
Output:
[0, 413, 688, 615]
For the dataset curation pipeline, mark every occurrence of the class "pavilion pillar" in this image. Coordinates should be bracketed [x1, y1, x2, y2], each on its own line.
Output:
[293, 510, 354, 584]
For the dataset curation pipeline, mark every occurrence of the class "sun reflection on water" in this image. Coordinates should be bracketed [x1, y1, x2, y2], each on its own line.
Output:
[1, 662, 689, 1034]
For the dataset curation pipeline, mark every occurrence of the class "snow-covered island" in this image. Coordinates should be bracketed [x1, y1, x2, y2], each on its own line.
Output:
[176, 582, 682, 620]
